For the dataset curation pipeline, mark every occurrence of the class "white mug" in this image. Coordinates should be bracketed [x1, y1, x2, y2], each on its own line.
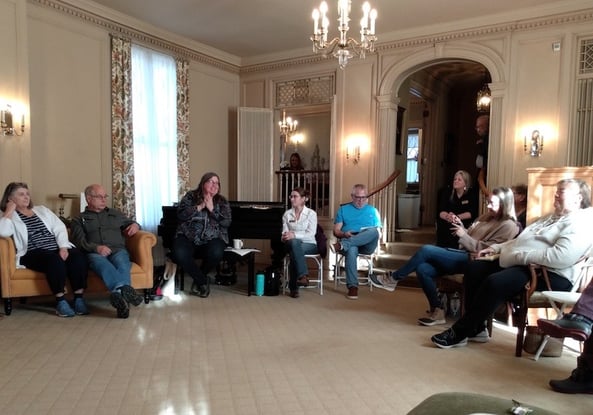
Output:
[233, 239, 244, 249]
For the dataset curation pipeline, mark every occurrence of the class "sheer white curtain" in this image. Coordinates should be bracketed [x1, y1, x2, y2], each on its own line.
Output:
[131, 45, 178, 232]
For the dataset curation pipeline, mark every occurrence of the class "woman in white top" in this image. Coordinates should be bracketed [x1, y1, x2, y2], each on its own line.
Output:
[281, 187, 318, 298]
[0, 182, 88, 317]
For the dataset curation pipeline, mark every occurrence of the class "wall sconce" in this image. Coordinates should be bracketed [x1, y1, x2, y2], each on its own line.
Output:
[346, 143, 361, 164]
[291, 133, 304, 152]
[524, 129, 543, 157]
[1, 104, 25, 136]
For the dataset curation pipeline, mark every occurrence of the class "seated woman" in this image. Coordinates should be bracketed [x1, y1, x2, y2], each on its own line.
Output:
[281, 187, 318, 298]
[431, 179, 592, 349]
[371, 187, 520, 326]
[0, 182, 88, 317]
[436, 170, 478, 248]
[171, 172, 231, 298]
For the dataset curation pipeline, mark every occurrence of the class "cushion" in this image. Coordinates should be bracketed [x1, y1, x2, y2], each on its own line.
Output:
[407, 392, 559, 415]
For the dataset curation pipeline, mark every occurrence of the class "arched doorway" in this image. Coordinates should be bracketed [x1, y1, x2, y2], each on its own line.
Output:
[375, 47, 504, 230]
[397, 60, 490, 225]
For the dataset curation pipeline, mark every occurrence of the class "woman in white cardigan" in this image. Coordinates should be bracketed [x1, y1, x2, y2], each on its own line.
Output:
[0, 182, 88, 317]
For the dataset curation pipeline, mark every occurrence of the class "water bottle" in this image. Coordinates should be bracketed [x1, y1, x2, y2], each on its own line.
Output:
[450, 291, 461, 318]
[255, 272, 265, 296]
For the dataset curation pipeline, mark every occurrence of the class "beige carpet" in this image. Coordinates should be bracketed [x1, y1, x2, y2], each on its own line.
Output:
[0, 275, 591, 414]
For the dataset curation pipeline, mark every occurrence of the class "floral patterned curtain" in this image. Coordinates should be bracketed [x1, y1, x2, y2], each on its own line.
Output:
[110, 35, 136, 218]
[176, 59, 190, 198]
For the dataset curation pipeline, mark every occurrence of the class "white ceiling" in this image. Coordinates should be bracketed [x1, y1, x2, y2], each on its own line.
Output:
[85, 0, 587, 59]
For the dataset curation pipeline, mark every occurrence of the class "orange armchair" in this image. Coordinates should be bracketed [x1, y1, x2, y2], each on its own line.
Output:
[0, 231, 157, 315]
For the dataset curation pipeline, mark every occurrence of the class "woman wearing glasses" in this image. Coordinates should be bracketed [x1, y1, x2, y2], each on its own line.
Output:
[281, 187, 318, 298]
[0, 182, 88, 317]
[172, 172, 232, 298]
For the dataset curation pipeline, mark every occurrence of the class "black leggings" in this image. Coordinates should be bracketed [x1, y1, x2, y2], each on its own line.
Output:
[20, 248, 88, 295]
[453, 260, 572, 337]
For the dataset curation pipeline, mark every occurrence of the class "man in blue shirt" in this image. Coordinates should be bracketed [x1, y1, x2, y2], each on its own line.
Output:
[333, 184, 381, 299]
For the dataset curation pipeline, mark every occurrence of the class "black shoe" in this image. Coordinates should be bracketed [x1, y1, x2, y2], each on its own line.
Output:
[289, 289, 299, 298]
[110, 292, 129, 319]
[550, 367, 593, 394]
[431, 327, 468, 349]
[120, 285, 143, 307]
[538, 313, 593, 342]
[190, 281, 210, 298]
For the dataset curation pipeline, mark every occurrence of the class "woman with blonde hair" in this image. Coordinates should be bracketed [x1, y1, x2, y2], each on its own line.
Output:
[436, 170, 478, 248]
[372, 187, 520, 326]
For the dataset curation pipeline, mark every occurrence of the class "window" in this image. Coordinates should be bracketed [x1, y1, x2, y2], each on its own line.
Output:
[131, 45, 178, 232]
[406, 128, 420, 184]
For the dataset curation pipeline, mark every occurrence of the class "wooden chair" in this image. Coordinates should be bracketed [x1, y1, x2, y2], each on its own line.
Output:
[511, 257, 592, 357]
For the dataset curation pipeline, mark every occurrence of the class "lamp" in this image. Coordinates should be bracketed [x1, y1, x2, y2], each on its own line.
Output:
[279, 110, 298, 167]
[346, 143, 360, 164]
[1, 104, 25, 136]
[524, 130, 543, 157]
[476, 71, 491, 113]
[291, 133, 304, 152]
[311, 0, 378, 69]
[279, 110, 298, 136]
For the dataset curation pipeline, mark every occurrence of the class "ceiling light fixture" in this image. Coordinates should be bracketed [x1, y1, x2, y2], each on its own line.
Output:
[311, 0, 377, 69]
[476, 71, 491, 113]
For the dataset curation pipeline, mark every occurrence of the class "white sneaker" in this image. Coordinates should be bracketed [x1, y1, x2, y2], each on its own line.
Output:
[418, 307, 446, 326]
[469, 328, 490, 343]
[369, 273, 398, 292]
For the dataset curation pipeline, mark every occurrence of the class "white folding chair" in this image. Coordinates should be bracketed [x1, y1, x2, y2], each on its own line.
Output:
[530, 257, 593, 360]
[333, 250, 375, 292]
[283, 254, 324, 295]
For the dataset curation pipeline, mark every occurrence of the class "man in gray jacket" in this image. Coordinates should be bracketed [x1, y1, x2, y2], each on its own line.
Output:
[71, 184, 143, 318]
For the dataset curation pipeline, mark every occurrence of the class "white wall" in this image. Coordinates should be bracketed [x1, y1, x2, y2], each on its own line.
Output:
[0, 0, 240, 218]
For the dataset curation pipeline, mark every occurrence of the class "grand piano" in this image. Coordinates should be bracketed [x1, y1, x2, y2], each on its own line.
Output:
[158, 201, 285, 294]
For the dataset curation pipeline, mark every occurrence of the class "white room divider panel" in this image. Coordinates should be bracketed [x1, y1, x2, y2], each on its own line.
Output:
[237, 107, 274, 201]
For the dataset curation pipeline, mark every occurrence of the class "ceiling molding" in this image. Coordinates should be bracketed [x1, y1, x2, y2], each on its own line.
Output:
[32, 0, 240, 74]
[32, 1, 593, 75]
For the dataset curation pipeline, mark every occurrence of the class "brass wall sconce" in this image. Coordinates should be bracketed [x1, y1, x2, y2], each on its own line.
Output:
[346, 144, 360, 164]
[1, 105, 25, 136]
[524, 130, 543, 157]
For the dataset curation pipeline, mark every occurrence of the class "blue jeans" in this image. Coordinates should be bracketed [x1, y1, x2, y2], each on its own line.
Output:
[87, 250, 131, 292]
[393, 245, 470, 309]
[339, 228, 380, 287]
[284, 239, 318, 290]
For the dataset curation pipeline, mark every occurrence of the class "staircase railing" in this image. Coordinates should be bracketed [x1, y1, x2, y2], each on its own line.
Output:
[368, 169, 401, 243]
[275, 170, 330, 217]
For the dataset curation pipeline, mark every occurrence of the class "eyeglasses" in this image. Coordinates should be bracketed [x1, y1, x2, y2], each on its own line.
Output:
[206, 179, 220, 185]
[90, 194, 109, 200]
[352, 195, 368, 200]
[289, 194, 301, 198]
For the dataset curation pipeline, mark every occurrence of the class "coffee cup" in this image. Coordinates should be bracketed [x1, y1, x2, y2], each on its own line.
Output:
[233, 239, 244, 249]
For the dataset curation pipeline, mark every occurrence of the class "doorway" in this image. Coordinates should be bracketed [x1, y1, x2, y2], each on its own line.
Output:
[396, 60, 490, 226]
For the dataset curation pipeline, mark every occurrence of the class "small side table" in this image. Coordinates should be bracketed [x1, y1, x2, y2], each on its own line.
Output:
[223, 248, 259, 296]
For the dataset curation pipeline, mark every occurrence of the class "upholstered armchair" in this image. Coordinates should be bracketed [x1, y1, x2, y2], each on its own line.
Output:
[0, 231, 157, 315]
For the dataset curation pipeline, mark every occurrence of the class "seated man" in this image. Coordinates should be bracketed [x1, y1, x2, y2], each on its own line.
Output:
[332, 184, 381, 300]
[71, 184, 143, 319]
[431, 178, 593, 348]
[538, 278, 593, 394]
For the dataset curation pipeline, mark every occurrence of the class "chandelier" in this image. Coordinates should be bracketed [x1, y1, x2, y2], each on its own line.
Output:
[278, 110, 298, 136]
[311, 0, 377, 69]
[476, 71, 491, 113]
